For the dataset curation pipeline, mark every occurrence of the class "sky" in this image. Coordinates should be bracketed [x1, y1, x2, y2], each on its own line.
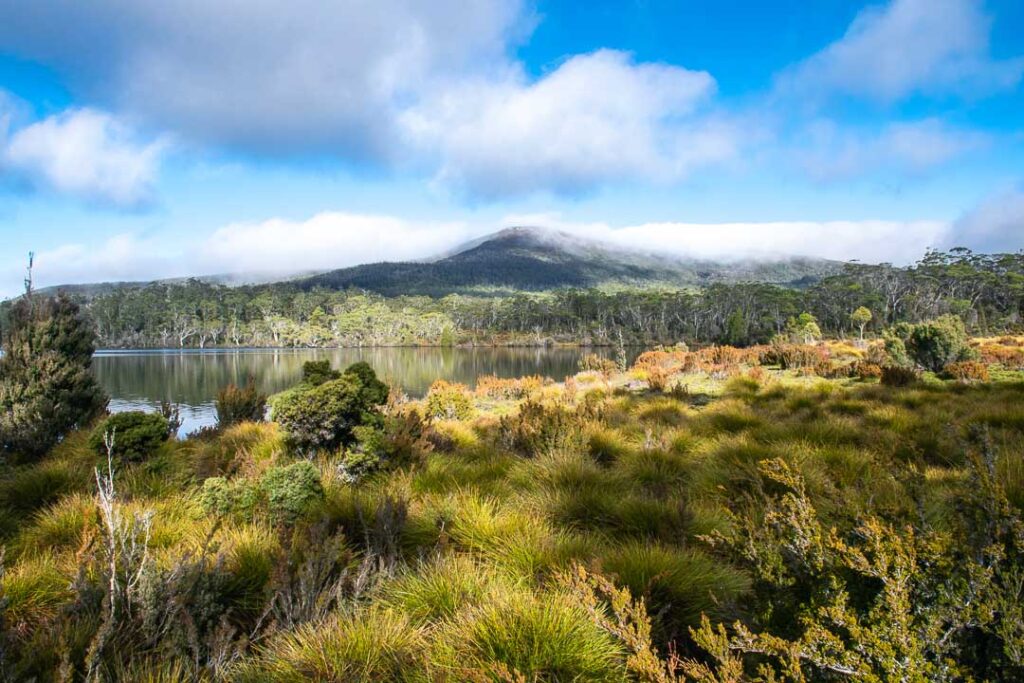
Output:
[0, 0, 1022, 296]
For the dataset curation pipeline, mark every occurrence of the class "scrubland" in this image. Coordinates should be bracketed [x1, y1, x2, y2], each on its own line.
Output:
[2, 337, 1024, 681]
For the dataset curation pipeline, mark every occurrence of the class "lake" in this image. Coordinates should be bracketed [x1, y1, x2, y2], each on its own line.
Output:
[93, 347, 625, 434]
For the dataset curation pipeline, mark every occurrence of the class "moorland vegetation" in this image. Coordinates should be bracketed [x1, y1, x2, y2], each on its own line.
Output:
[1, 282, 1024, 681]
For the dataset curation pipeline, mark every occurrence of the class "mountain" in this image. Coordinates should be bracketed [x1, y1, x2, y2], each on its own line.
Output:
[294, 226, 842, 296]
[24, 227, 843, 302]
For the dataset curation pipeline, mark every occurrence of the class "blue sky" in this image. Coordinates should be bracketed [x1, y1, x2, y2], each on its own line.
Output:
[0, 0, 1022, 296]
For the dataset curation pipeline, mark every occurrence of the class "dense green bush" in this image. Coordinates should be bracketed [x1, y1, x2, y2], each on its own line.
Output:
[261, 461, 324, 522]
[215, 377, 267, 427]
[271, 362, 388, 453]
[198, 476, 260, 518]
[0, 291, 107, 461]
[88, 411, 170, 461]
[199, 462, 323, 522]
[301, 359, 340, 386]
[906, 315, 974, 372]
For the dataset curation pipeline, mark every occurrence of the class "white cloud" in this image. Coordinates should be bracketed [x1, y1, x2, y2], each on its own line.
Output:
[951, 187, 1024, 253]
[0, 4, 744, 199]
[0, 0, 526, 160]
[197, 212, 475, 277]
[502, 212, 952, 264]
[795, 118, 989, 181]
[22, 234, 178, 292]
[5, 213, 476, 296]
[1, 108, 166, 206]
[780, 0, 1023, 101]
[402, 50, 737, 198]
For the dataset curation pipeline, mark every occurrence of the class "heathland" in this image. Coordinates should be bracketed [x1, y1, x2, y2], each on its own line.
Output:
[2, 283, 1023, 681]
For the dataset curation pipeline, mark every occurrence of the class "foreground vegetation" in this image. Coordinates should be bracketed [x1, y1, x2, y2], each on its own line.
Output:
[3, 331, 1024, 680]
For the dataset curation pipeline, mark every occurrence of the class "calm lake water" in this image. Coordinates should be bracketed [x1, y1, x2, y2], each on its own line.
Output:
[93, 347, 624, 434]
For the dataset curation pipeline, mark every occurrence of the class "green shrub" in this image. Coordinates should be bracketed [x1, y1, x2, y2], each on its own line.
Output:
[906, 315, 974, 372]
[88, 411, 170, 461]
[261, 461, 324, 522]
[198, 476, 260, 518]
[0, 291, 107, 461]
[424, 380, 475, 421]
[301, 359, 339, 386]
[271, 362, 388, 453]
[215, 377, 267, 427]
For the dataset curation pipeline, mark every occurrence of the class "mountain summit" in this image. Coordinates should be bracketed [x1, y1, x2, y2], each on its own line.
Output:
[296, 226, 840, 295]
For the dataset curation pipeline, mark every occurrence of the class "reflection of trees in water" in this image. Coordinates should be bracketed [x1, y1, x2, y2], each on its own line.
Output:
[92, 347, 629, 408]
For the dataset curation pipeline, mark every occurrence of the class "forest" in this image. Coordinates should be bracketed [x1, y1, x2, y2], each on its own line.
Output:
[5, 248, 1021, 350]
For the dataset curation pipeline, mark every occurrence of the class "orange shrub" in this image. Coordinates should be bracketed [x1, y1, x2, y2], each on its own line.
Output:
[646, 365, 670, 392]
[763, 342, 828, 370]
[854, 361, 883, 379]
[943, 361, 991, 383]
[475, 374, 544, 400]
[978, 344, 1024, 370]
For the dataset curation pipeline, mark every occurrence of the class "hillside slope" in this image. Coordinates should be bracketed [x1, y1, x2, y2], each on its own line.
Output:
[297, 226, 841, 295]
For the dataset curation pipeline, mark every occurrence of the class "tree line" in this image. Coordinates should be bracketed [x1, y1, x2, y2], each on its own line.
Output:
[3, 248, 1022, 349]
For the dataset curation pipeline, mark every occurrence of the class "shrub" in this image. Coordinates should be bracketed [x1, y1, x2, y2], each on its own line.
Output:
[763, 341, 826, 369]
[475, 375, 544, 400]
[578, 353, 618, 377]
[645, 366, 669, 392]
[198, 476, 259, 518]
[498, 400, 587, 457]
[89, 411, 170, 461]
[271, 363, 388, 453]
[906, 315, 973, 372]
[424, 380, 474, 420]
[978, 344, 1024, 370]
[854, 361, 884, 380]
[215, 376, 267, 427]
[943, 360, 990, 383]
[882, 333, 912, 368]
[0, 291, 107, 461]
[881, 365, 920, 387]
[261, 461, 324, 522]
[301, 359, 340, 386]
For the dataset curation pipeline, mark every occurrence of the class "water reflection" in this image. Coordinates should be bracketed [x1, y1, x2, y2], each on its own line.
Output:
[93, 347, 625, 434]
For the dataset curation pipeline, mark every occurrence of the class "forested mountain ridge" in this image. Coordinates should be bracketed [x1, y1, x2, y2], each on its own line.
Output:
[28, 227, 842, 301]
[2, 245, 1021, 350]
[296, 226, 843, 295]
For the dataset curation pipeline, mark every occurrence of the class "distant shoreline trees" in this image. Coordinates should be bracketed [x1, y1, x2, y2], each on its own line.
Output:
[2, 248, 1021, 350]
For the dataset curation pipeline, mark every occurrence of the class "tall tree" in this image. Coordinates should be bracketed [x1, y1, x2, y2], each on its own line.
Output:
[0, 256, 108, 461]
